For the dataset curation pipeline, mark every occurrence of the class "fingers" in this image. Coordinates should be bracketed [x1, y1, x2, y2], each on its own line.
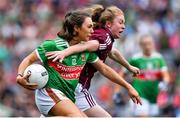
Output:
[46, 52, 64, 62]
[24, 70, 31, 77]
[132, 73, 137, 77]
[23, 72, 38, 90]
[130, 66, 140, 75]
[46, 52, 57, 56]
[131, 96, 142, 105]
[132, 69, 141, 77]
[136, 69, 141, 75]
[26, 83, 38, 90]
[136, 96, 142, 105]
[59, 58, 64, 63]
[46, 52, 57, 59]
[52, 56, 64, 62]
[24, 70, 31, 82]
[47, 54, 57, 60]
[131, 96, 137, 104]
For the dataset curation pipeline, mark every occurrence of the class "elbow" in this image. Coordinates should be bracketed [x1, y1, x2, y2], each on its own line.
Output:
[88, 40, 99, 51]
[99, 65, 109, 76]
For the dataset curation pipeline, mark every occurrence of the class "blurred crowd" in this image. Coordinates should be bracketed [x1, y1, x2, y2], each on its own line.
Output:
[0, 0, 179, 117]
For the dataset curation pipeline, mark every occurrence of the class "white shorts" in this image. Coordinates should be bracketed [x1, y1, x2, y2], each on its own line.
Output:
[75, 83, 97, 111]
[129, 97, 159, 116]
[35, 88, 69, 116]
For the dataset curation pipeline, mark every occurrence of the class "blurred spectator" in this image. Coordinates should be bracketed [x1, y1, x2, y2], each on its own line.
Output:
[169, 27, 180, 69]
[162, 10, 179, 37]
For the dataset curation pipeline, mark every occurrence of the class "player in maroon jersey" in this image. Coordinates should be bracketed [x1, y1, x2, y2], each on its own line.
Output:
[46, 5, 140, 117]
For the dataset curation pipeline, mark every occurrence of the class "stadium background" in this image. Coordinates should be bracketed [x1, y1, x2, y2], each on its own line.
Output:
[0, 0, 179, 117]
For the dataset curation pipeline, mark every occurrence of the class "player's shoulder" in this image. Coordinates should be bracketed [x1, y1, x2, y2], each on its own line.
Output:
[92, 28, 108, 39]
[94, 28, 107, 34]
[41, 37, 68, 48]
[41, 39, 54, 45]
[131, 52, 143, 60]
[131, 52, 163, 59]
[151, 52, 163, 59]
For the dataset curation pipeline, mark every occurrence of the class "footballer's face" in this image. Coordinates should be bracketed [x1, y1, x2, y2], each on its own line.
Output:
[140, 36, 155, 56]
[76, 17, 94, 42]
[109, 15, 125, 39]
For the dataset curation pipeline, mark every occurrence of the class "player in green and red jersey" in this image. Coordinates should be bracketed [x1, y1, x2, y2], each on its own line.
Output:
[16, 11, 141, 117]
[127, 34, 170, 117]
[46, 5, 140, 117]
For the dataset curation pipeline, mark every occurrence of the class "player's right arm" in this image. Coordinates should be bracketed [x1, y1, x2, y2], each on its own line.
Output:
[46, 40, 99, 62]
[16, 51, 38, 90]
[17, 39, 53, 90]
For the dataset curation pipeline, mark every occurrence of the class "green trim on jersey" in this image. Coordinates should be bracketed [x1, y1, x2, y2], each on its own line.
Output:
[36, 37, 99, 102]
[129, 52, 168, 103]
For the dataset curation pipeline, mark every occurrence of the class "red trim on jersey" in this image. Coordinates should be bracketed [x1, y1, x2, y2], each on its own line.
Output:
[45, 88, 61, 103]
[136, 70, 162, 80]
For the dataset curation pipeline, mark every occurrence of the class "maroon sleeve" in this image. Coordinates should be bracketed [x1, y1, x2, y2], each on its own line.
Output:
[91, 29, 108, 51]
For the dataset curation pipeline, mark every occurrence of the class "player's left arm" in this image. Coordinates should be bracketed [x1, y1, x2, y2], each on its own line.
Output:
[158, 56, 171, 91]
[92, 59, 142, 105]
[108, 48, 140, 76]
[160, 57, 170, 83]
[161, 70, 170, 83]
[159, 69, 170, 91]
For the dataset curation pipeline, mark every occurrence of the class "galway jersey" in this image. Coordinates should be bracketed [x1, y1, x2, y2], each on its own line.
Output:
[35, 37, 98, 102]
[79, 27, 114, 89]
[129, 52, 168, 103]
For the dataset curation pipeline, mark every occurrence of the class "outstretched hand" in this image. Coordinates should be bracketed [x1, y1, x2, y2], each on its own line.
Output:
[127, 85, 142, 105]
[46, 51, 66, 62]
[16, 72, 38, 90]
[128, 65, 140, 77]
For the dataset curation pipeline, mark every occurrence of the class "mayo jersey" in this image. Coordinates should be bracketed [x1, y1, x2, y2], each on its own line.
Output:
[36, 37, 98, 102]
[129, 52, 168, 103]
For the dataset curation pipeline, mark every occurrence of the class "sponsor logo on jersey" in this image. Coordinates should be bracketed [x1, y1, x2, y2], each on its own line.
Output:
[48, 61, 84, 80]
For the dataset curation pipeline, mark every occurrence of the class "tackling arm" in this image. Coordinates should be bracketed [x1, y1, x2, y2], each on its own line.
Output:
[46, 40, 99, 62]
[108, 48, 140, 76]
[92, 60, 142, 105]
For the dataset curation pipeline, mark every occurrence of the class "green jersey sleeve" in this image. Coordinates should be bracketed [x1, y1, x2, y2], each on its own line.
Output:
[87, 52, 99, 63]
[36, 40, 56, 63]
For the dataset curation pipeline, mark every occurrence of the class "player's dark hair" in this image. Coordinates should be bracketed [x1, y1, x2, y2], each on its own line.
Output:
[57, 11, 90, 42]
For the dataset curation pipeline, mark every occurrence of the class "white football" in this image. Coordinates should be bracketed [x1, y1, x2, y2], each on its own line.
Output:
[24, 64, 49, 89]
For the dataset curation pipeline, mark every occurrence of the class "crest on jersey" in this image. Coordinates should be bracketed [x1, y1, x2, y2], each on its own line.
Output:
[81, 54, 86, 62]
[72, 58, 77, 65]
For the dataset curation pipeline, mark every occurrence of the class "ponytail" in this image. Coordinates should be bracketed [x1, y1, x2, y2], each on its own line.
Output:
[78, 4, 105, 28]
[90, 5, 105, 28]
[80, 5, 124, 28]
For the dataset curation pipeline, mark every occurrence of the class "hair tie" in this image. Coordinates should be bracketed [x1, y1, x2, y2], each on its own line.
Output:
[65, 12, 73, 18]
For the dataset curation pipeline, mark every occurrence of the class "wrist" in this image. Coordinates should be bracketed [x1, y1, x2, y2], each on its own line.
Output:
[64, 50, 69, 57]
[17, 73, 23, 77]
[127, 64, 131, 71]
[125, 83, 132, 90]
